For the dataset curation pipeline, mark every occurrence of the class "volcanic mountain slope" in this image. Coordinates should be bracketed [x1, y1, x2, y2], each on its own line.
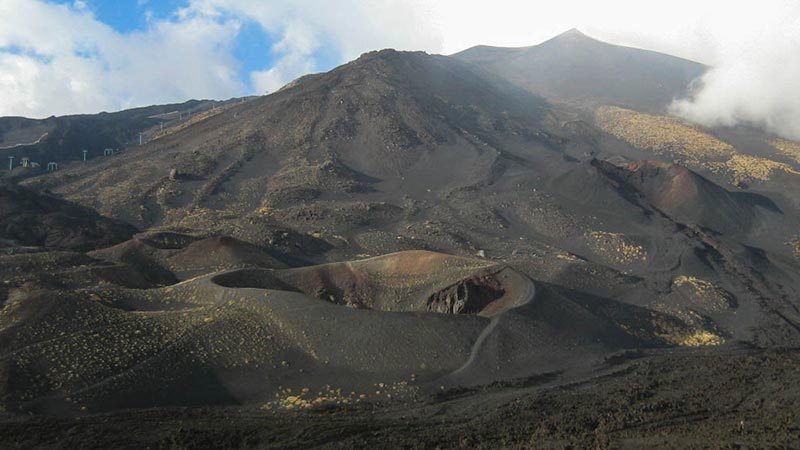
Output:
[21, 49, 578, 238]
[0, 182, 153, 308]
[0, 180, 301, 304]
[0, 181, 136, 251]
[592, 105, 800, 191]
[453, 28, 707, 114]
[455, 29, 800, 201]
[554, 159, 784, 237]
[0, 97, 246, 176]
[549, 158, 800, 345]
[16, 48, 800, 349]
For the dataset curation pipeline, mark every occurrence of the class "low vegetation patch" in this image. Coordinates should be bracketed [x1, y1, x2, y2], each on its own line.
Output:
[586, 230, 647, 265]
[596, 105, 800, 184]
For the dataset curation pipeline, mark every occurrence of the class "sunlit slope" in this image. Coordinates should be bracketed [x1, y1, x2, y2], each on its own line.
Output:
[595, 106, 800, 185]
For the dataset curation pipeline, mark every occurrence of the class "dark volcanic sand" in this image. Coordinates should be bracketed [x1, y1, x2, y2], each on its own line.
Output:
[1, 348, 798, 449]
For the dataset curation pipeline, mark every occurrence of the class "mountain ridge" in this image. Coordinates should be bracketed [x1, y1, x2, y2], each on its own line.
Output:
[454, 29, 707, 113]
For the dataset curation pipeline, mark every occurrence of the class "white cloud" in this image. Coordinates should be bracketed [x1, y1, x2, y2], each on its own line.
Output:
[0, 0, 244, 118]
[249, 19, 318, 93]
[669, 2, 800, 140]
[250, 51, 316, 94]
[183, 0, 443, 92]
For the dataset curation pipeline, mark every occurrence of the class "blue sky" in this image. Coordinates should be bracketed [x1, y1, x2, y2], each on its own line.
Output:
[76, 0, 344, 88]
[75, 0, 183, 33]
[49, 0, 309, 92]
[54, 0, 351, 95]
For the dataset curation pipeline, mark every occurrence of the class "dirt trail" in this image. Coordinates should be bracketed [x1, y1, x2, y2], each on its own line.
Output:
[449, 271, 536, 376]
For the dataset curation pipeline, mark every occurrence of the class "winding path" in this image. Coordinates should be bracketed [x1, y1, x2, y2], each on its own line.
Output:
[0, 132, 49, 150]
[449, 270, 536, 376]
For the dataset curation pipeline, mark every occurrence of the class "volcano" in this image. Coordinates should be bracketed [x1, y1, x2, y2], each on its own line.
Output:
[2, 30, 800, 449]
[454, 28, 707, 113]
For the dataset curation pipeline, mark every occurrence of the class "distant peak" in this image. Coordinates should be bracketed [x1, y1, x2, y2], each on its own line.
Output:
[552, 27, 596, 41]
[560, 28, 586, 37]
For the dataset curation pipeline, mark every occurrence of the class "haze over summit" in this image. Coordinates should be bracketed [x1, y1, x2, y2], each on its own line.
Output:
[0, 0, 799, 139]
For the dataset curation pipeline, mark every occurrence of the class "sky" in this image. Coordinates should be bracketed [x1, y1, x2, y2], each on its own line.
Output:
[1, 0, 799, 139]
